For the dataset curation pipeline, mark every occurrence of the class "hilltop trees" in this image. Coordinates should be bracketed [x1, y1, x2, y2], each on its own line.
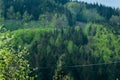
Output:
[0, 0, 120, 80]
[110, 15, 120, 25]
[22, 11, 33, 22]
[0, 0, 4, 19]
[0, 0, 118, 25]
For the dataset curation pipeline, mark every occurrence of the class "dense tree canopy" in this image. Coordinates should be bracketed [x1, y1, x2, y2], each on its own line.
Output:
[0, 0, 120, 80]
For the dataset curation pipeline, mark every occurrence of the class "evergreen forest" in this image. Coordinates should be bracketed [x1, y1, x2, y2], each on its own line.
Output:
[0, 0, 120, 80]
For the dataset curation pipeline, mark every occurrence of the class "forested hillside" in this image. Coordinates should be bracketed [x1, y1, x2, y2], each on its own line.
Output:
[0, 0, 120, 80]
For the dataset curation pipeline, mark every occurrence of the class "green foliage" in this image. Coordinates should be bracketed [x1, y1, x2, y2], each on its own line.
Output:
[109, 15, 120, 25]
[53, 54, 66, 80]
[0, 48, 32, 80]
[66, 2, 81, 22]
[0, 0, 117, 28]
[1, 23, 120, 80]
[67, 40, 74, 54]
[0, 29, 34, 80]
[7, 6, 15, 19]
[15, 12, 21, 20]
[55, 33, 62, 47]
[0, 24, 7, 33]
[0, 0, 4, 19]
[22, 11, 33, 22]
[51, 14, 68, 28]
[39, 14, 48, 27]
[82, 9, 104, 22]
[0, 0, 120, 80]
[2, 27, 87, 80]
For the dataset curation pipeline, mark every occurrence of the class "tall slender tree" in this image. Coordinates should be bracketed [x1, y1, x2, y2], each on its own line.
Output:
[0, 0, 4, 19]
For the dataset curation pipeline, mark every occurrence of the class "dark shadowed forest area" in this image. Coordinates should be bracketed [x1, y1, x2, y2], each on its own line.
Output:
[0, 0, 120, 80]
